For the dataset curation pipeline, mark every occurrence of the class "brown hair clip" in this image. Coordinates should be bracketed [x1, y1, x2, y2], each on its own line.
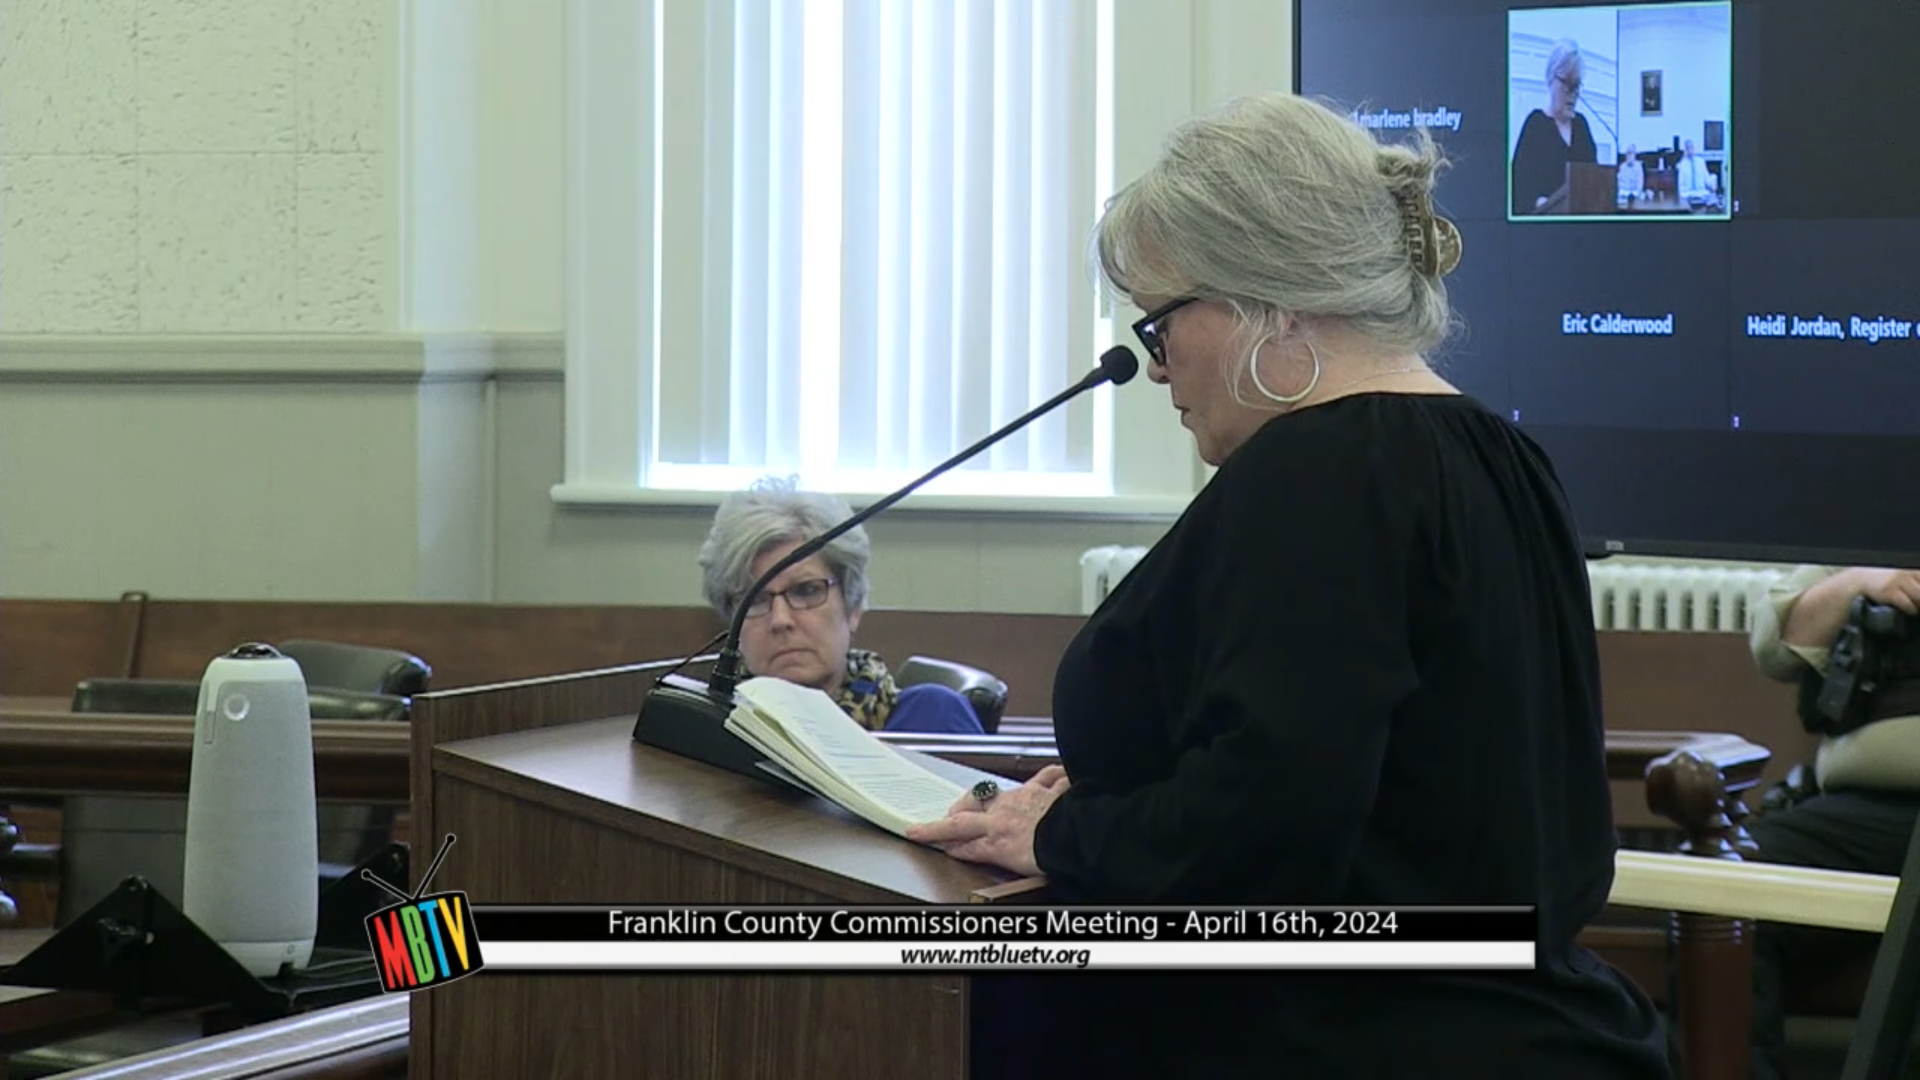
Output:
[1396, 191, 1463, 278]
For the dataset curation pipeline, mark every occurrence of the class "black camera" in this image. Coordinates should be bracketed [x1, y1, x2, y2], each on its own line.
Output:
[1800, 596, 1918, 737]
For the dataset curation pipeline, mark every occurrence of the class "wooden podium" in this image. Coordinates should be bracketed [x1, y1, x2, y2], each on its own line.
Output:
[407, 663, 1038, 1080]
[1536, 162, 1620, 216]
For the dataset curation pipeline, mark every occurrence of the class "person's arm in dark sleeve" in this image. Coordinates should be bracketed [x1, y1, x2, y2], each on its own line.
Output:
[1033, 443, 1421, 904]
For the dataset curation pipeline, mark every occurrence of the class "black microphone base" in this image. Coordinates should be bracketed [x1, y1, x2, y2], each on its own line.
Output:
[631, 675, 780, 785]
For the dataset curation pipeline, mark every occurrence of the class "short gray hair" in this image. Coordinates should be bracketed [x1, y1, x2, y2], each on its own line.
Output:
[1547, 39, 1582, 85]
[698, 476, 872, 618]
[1092, 92, 1454, 358]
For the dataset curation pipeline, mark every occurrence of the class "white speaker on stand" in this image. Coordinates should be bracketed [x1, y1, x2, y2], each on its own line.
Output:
[182, 642, 319, 978]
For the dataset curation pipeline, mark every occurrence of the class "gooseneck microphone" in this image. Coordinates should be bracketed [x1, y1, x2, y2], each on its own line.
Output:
[1575, 90, 1620, 154]
[632, 345, 1141, 780]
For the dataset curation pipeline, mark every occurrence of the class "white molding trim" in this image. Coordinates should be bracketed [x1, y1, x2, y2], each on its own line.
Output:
[563, 0, 657, 491]
[0, 334, 563, 384]
[549, 481, 1188, 522]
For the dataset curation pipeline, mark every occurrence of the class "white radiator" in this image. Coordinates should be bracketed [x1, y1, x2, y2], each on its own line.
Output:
[1080, 545, 1149, 613]
[1586, 562, 1784, 633]
[1079, 547, 1787, 632]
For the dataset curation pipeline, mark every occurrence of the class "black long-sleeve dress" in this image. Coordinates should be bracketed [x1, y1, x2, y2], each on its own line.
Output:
[1512, 109, 1597, 216]
[1013, 393, 1670, 1078]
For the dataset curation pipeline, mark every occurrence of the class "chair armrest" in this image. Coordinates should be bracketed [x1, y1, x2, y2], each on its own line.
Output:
[872, 731, 1058, 781]
[896, 655, 1010, 734]
[0, 842, 62, 883]
[308, 690, 409, 722]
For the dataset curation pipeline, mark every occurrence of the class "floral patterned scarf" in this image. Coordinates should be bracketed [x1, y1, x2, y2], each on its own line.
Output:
[833, 648, 899, 731]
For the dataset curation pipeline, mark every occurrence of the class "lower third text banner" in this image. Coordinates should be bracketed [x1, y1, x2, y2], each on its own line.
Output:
[466, 905, 1536, 972]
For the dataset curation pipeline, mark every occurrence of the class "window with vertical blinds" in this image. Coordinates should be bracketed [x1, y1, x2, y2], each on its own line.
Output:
[646, 0, 1112, 497]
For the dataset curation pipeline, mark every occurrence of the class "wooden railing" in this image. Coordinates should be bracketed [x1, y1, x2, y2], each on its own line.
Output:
[0, 699, 408, 801]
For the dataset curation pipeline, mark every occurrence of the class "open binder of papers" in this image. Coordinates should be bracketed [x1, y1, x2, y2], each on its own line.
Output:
[726, 677, 997, 838]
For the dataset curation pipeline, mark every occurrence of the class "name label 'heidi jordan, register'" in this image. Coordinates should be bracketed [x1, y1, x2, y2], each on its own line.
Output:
[1745, 313, 1913, 342]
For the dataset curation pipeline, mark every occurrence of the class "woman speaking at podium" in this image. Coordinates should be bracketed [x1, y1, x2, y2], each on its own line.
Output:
[1511, 39, 1599, 216]
[907, 92, 1669, 1078]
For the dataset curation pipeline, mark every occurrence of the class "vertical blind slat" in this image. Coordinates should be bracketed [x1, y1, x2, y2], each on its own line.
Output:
[874, 0, 911, 468]
[797, 0, 846, 475]
[764, 0, 807, 468]
[837, 0, 882, 470]
[1028, 0, 1068, 473]
[987, 2, 1033, 473]
[699, 1, 736, 463]
[727, 2, 771, 466]
[907, 3, 956, 470]
[949, 0, 996, 467]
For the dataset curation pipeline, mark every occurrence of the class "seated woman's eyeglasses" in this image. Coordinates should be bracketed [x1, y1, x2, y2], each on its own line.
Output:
[1132, 296, 1201, 365]
[737, 577, 839, 619]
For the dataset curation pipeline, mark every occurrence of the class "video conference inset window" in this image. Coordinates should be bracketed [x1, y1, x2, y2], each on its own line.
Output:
[1507, 2, 1731, 221]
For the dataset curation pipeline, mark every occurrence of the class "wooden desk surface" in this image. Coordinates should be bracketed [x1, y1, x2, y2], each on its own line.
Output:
[0, 927, 54, 1005]
[434, 716, 1023, 905]
[0, 696, 407, 800]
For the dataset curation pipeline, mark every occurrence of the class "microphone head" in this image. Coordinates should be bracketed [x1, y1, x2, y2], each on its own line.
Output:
[1098, 345, 1140, 386]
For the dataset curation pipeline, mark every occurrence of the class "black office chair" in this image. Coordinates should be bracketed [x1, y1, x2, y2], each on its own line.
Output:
[276, 639, 431, 698]
[894, 655, 1010, 734]
[274, 640, 429, 869]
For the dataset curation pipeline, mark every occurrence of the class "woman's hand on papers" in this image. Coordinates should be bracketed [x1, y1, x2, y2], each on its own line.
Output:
[904, 766, 1072, 877]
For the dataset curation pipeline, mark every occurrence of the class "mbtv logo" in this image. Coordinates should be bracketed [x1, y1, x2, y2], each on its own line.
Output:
[363, 833, 484, 992]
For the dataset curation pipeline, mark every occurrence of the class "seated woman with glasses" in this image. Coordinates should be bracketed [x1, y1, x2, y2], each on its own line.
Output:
[697, 476, 985, 735]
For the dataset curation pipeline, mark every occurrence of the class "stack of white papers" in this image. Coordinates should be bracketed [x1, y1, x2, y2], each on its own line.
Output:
[725, 677, 970, 837]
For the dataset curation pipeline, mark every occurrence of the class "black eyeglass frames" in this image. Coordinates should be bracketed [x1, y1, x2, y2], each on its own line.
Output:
[1131, 296, 1201, 365]
[735, 577, 839, 619]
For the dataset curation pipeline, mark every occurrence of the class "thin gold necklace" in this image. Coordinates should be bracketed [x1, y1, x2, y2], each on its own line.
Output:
[1321, 366, 1427, 400]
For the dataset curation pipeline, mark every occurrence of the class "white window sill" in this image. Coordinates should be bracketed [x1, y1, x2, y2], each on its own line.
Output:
[549, 483, 1190, 521]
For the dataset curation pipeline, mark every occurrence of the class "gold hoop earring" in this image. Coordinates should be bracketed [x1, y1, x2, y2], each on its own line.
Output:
[1249, 337, 1321, 405]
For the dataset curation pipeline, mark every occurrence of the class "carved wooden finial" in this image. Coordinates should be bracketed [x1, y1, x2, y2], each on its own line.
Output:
[1647, 748, 1748, 860]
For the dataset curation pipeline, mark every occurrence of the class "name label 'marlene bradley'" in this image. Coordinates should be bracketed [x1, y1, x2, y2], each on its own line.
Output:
[1352, 106, 1465, 132]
